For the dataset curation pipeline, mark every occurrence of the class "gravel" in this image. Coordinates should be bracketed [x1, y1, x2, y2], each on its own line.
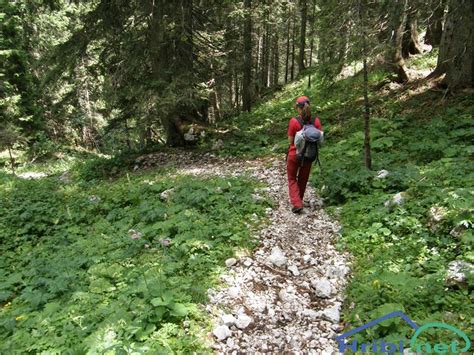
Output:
[133, 152, 351, 353]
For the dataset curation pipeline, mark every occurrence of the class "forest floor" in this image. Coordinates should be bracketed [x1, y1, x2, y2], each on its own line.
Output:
[138, 152, 351, 353]
[2, 50, 473, 353]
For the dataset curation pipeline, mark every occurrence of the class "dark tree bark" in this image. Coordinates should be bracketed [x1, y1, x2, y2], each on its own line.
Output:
[402, 5, 423, 58]
[358, 0, 371, 170]
[242, 0, 252, 112]
[363, 58, 372, 170]
[308, 0, 316, 88]
[285, 18, 290, 83]
[234, 69, 240, 112]
[291, 15, 296, 80]
[272, 31, 279, 86]
[298, 0, 307, 73]
[384, 0, 409, 83]
[261, 22, 270, 88]
[425, 0, 446, 47]
[229, 74, 234, 110]
[429, 0, 474, 89]
[148, 0, 197, 146]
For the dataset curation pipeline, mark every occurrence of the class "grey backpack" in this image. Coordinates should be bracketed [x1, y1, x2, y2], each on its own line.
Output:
[295, 117, 322, 166]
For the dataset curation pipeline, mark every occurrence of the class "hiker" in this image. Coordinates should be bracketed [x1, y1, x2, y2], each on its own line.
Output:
[286, 96, 323, 213]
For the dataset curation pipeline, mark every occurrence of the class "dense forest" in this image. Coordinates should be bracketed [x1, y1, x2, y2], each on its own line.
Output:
[2, 0, 472, 156]
[1, 0, 473, 353]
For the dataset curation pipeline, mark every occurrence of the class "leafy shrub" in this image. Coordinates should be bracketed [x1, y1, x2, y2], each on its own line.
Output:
[0, 169, 270, 352]
[73, 152, 139, 180]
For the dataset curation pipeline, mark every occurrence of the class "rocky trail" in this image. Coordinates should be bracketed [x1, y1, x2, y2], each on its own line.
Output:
[20, 151, 351, 353]
[135, 151, 351, 354]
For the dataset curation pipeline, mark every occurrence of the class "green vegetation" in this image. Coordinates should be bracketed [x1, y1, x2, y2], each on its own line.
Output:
[308, 56, 474, 343]
[2, 0, 473, 351]
[204, 52, 474, 343]
[0, 167, 270, 352]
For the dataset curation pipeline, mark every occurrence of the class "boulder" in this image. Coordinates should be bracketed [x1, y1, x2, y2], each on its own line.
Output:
[376, 169, 390, 179]
[429, 206, 448, 222]
[446, 260, 474, 284]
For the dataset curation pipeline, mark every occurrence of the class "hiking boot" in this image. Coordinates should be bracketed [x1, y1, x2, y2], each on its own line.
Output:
[292, 206, 303, 214]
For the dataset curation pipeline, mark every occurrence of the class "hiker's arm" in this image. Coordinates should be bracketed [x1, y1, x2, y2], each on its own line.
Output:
[287, 118, 297, 145]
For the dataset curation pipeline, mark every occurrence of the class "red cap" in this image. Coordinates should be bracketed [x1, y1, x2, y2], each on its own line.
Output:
[296, 96, 310, 106]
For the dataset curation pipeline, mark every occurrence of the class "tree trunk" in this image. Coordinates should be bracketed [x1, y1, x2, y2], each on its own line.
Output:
[363, 58, 372, 170]
[431, 0, 474, 89]
[148, 0, 192, 146]
[298, 0, 307, 73]
[359, 0, 371, 170]
[242, 0, 252, 112]
[291, 15, 296, 80]
[255, 27, 261, 95]
[234, 69, 240, 112]
[425, 0, 446, 47]
[308, 0, 316, 88]
[402, 5, 423, 58]
[229, 73, 234, 110]
[260, 23, 269, 88]
[285, 18, 290, 83]
[273, 31, 280, 86]
[263, 20, 271, 88]
[384, 0, 409, 83]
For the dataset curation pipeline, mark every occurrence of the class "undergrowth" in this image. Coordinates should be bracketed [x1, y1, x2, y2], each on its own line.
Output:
[209, 50, 474, 346]
[1, 49, 472, 351]
[0, 169, 271, 352]
[314, 65, 474, 344]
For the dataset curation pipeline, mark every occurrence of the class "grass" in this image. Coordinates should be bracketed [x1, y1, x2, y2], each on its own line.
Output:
[207, 50, 474, 346]
[1, 48, 472, 351]
[0, 164, 271, 352]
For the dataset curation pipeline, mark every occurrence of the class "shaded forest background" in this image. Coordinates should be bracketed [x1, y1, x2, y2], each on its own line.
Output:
[1, 0, 473, 161]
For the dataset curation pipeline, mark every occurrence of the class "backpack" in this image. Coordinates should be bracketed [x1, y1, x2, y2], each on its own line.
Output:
[294, 116, 322, 166]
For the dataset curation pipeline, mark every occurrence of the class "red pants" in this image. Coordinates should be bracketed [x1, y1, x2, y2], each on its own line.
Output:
[286, 154, 312, 209]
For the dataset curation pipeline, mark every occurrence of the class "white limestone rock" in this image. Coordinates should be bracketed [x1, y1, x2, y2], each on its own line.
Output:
[322, 305, 340, 324]
[376, 169, 390, 179]
[288, 264, 300, 276]
[213, 325, 232, 341]
[446, 260, 474, 284]
[225, 258, 237, 267]
[268, 247, 287, 267]
[311, 278, 333, 298]
[235, 314, 253, 329]
[221, 314, 236, 326]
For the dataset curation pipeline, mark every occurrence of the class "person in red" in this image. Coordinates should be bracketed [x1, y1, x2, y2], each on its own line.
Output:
[286, 96, 323, 213]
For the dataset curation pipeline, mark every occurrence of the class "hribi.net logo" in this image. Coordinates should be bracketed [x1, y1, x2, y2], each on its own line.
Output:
[336, 311, 471, 354]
